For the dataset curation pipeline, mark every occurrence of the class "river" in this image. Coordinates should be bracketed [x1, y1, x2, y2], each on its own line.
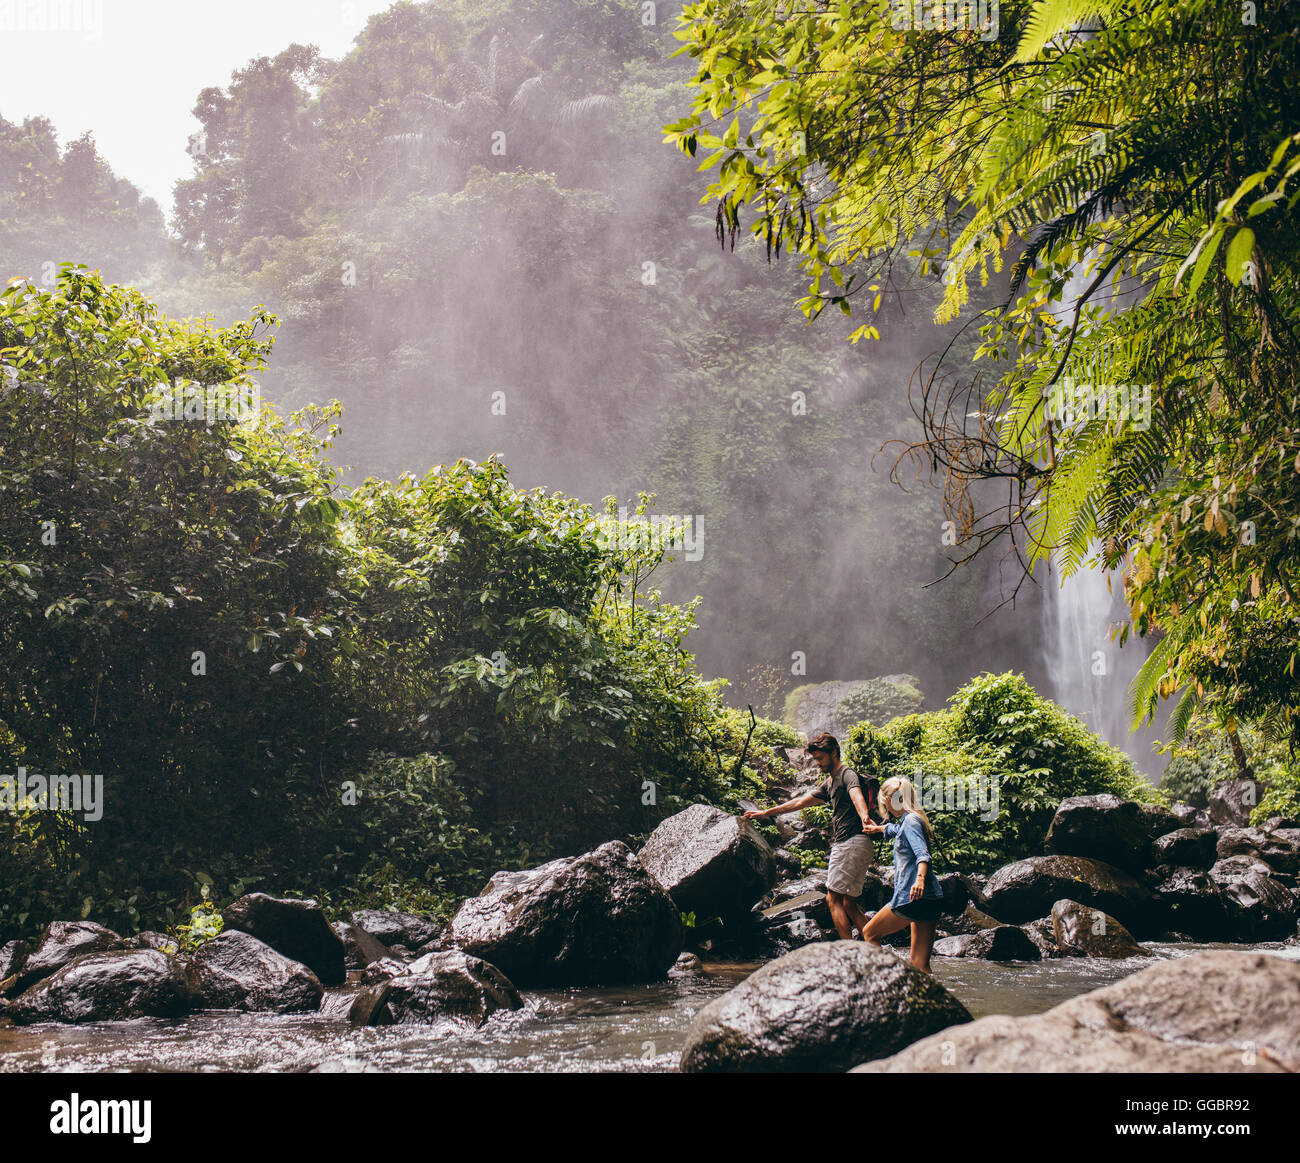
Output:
[3, 940, 1297, 1073]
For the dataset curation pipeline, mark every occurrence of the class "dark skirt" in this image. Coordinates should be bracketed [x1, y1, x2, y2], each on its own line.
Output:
[892, 898, 944, 923]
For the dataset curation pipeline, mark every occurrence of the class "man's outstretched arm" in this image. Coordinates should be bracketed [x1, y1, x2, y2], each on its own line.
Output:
[744, 792, 823, 820]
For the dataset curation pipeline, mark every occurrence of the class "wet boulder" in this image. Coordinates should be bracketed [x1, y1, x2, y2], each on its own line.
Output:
[1023, 917, 1081, 959]
[1045, 795, 1180, 874]
[935, 873, 969, 915]
[1208, 778, 1267, 827]
[351, 950, 522, 1027]
[126, 931, 180, 955]
[772, 848, 803, 876]
[9, 949, 191, 1025]
[756, 892, 833, 954]
[1050, 899, 1150, 959]
[332, 922, 391, 972]
[859, 866, 895, 912]
[447, 841, 683, 987]
[0, 940, 30, 983]
[2, 921, 124, 996]
[1150, 827, 1219, 871]
[1150, 870, 1231, 941]
[222, 894, 346, 985]
[360, 957, 407, 985]
[856, 950, 1300, 1072]
[762, 874, 829, 908]
[758, 890, 832, 929]
[679, 942, 971, 1073]
[933, 926, 1040, 961]
[1171, 802, 1212, 827]
[671, 952, 703, 975]
[981, 855, 1153, 933]
[937, 903, 1004, 937]
[1209, 860, 1299, 941]
[1216, 827, 1300, 877]
[638, 804, 777, 918]
[186, 930, 323, 1012]
[347, 909, 441, 951]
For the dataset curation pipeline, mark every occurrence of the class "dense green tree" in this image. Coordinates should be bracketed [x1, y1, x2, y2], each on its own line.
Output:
[666, 0, 1300, 746]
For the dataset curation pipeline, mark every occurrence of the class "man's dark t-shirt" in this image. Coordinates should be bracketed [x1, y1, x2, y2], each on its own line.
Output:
[812, 764, 880, 845]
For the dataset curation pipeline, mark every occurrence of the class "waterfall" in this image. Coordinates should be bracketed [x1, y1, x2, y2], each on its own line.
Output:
[1039, 251, 1166, 780]
[1041, 557, 1166, 779]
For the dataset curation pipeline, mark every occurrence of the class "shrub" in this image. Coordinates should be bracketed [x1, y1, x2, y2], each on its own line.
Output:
[836, 675, 925, 728]
[845, 672, 1160, 873]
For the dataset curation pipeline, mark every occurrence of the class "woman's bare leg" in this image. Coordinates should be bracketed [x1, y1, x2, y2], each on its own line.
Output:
[861, 905, 911, 947]
[910, 920, 937, 973]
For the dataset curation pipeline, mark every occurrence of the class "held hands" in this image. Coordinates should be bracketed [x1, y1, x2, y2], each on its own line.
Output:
[743, 810, 766, 820]
[861, 820, 885, 835]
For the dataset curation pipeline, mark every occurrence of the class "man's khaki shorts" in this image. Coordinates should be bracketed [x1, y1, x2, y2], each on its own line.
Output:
[826, 833, 872, 896]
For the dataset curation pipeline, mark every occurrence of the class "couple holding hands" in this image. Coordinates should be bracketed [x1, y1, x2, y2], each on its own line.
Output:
[744, 730, 945, 973]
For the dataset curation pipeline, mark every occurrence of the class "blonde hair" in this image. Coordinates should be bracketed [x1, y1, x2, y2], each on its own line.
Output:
[879, 776, 934, 840]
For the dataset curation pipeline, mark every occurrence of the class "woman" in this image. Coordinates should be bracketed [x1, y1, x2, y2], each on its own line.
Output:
[862, 776, 944, 973]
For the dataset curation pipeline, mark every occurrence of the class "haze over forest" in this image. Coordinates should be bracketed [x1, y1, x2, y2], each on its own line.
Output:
[1, 0, 1141, 750]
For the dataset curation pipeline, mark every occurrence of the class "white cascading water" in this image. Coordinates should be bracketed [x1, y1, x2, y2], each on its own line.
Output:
[1039, 244, 1166, 780]
[1041, 561, 1165, 778]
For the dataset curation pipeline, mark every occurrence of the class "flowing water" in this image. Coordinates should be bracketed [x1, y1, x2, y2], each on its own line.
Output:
[1041, 563, 1168, 779]
[4, 942, 1296, 1073]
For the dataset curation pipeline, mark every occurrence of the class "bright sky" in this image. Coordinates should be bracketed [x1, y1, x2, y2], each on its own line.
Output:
[0, 0, 398, 214]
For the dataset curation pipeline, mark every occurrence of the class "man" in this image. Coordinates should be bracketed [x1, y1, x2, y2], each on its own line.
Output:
[744, 732, 880, 940]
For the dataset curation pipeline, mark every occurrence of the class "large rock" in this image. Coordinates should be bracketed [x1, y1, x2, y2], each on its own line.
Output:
[186, 930, 323, 1012]
[1150, 827, 1219, 871]
[638, 804, 777, 918]
[1045, 795, 1180, 874]
[347, 909, 441, 950]
[1050, 899, 1150, 959]
[1, 921, 124, 996]
[9, 949, 190, 1025]
[937, 904, 1003, 937]
[679, 942, 971, 1073]
[332, 922, 392, 972]
[1150, 870, 1231, 941]
[858, 866, 895, 912]
[1023, 916, 1082, 959]
[1208, 778, 1267, 827]
[1209, 859, 1299, 941]
[1171, 801, 1211, 827]
[447, 841, 683, 987]
[127, 931, 180, 955]
[763, 874, 829, 908]
[350, 951, 522, 1027]
[222, 894, 346, 985]
[981, 856, 1153, 932]
[856, 951, 1300, 1072]
[1216, 827, 1300, 876]
[756, 892, 833, 954]
[0, 940, 30, 982]
[933, 926, 1040, 961]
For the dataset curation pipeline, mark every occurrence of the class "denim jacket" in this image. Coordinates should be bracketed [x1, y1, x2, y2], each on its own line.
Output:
[884, 812, 945, 909]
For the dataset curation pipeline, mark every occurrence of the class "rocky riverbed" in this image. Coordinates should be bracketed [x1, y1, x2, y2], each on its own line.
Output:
[2, 774, 1298, 1072]
[1, 942, 1293, 1073]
